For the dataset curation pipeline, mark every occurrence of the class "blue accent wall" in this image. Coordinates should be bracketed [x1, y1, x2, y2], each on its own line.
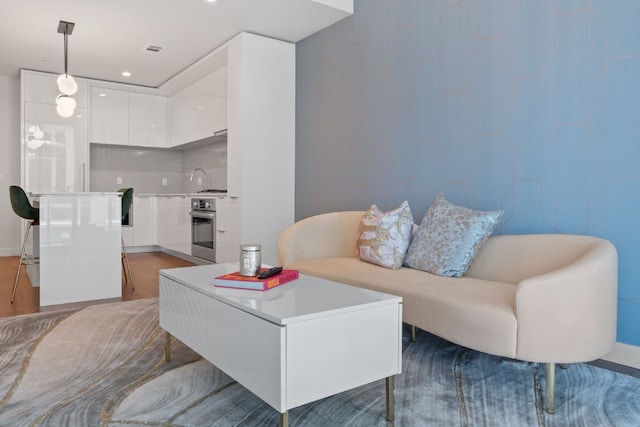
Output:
[296, 1, 640, 347]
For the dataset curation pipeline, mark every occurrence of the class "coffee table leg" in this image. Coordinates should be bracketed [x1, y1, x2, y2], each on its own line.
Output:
[386, 376, 395, 423]
[165, 331, 172, 363]
[280, 411, 289, 427]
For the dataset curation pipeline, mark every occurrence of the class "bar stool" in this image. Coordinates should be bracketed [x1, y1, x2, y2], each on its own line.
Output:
[119, 188, 135, 291]
[9, 186, 39, 304]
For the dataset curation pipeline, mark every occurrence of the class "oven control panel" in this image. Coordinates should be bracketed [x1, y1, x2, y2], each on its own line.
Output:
[191, 198, 216, 211]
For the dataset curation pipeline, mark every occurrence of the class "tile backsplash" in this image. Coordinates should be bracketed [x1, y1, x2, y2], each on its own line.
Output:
[90, 142, 227, 194]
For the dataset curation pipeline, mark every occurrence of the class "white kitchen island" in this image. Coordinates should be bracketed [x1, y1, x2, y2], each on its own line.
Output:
[30, 192, 122, 307]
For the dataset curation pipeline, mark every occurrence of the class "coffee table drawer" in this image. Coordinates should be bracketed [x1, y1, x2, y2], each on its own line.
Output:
[160, 276, 286, 410]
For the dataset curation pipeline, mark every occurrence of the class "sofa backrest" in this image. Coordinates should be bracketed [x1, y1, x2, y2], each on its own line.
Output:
[279, 211, 364, 265]
[465, 234, 613, 284]
[278, 211, 616, 286]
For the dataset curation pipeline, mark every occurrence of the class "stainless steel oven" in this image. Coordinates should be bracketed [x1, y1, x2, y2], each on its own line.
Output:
[190, 198, 216, 262]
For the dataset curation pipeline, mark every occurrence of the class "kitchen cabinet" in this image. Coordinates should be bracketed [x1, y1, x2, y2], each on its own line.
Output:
[21, 70, 90, 193]
[225, 33, 295, 265]
[22, 70, 89, 108]
[90, 87, 129, 145]
[168, 65, 227, 147]
[131, 196, 157, 246]
[156, 196, 191, 255]
[129, 92, 167, 148]
[214, 197, 241, 263]
[22, 84, 89, 193]
[90, 87, 167, 148]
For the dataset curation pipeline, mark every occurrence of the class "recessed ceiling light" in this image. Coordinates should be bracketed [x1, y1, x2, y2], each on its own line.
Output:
[99, 93, 107, 97]
[121, 71, 131, 77]
[205, 0, 217, 2]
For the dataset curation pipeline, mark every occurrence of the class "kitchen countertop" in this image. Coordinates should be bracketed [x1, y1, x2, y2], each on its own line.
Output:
[134, 193, 229, 197]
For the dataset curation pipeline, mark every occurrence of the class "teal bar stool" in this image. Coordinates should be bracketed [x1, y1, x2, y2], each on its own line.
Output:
[9, 186, 39, 303]
[118, 188, 135, 291]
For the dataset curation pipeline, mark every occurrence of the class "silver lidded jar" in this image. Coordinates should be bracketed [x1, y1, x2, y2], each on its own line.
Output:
[239, 243, 261, 276]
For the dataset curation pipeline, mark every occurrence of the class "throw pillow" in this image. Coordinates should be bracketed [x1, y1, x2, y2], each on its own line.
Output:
[356, 201, 414, 270]
[404, 195, 503, 277]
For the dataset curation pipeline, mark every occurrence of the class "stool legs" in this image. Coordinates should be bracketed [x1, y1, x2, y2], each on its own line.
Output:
[121, 236, 135, 291]
[11, 222, 32, 304]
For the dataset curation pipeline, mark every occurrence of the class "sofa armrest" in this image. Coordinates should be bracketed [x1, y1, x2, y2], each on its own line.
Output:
[514, 239, 618, 363]
[278, 211, 364, 266]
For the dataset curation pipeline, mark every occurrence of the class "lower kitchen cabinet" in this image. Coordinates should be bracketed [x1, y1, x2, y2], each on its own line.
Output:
[156, 196, 191, 254]
[214, 197, 241, 263]
[132, 196, 157, 246]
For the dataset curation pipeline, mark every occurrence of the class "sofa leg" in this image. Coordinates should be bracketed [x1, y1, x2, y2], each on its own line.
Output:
[545, 362, 555, 414]
[411, 325, 416, 343]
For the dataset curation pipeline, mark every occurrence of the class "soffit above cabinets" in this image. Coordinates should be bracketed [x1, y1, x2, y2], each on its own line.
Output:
[0, 0, 353, 88]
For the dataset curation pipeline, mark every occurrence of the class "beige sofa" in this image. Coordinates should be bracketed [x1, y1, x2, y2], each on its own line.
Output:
[278, 211, 618, 413]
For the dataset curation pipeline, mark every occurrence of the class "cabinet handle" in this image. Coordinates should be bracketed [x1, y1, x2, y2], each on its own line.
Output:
[82, 162, 86, 192]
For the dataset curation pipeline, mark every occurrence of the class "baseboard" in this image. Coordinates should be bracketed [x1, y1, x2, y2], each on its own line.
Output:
[159, 247, 213, 265]
[0, 248, 19, 257]
[602, 342, 640, 369]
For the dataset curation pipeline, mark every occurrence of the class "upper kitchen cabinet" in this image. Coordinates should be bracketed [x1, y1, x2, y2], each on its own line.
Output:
[129, 92, 167, 148]
[168, 65, 227, 147]
[22, 70, 88, 108]
[90, 87, 167, 148]
[90, 87, 128, 146]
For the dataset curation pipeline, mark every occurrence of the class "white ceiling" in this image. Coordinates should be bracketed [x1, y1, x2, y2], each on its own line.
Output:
[0, 0, 352, 90]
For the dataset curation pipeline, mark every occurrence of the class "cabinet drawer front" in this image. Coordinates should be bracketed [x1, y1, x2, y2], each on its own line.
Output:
[159, 277, 285, 410]
[285, 303, 402, 409]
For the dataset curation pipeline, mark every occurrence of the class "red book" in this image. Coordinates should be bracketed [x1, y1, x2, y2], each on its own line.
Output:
[214, 268, 299, 291]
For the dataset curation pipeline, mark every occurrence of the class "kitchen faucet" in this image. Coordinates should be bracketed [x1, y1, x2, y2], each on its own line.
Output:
[189, 168, 208, 191]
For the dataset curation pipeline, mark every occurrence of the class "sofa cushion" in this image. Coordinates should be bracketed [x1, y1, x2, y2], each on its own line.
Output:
[355, 201, 413, 270]
[404, 195, 503, 277]
[289, 257, 518, 358]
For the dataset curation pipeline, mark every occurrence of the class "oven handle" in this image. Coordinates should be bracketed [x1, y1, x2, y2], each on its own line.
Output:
[189, 211, 216, 219]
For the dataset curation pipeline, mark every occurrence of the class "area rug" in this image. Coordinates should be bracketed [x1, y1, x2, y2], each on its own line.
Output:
[1, 298, 639, 426]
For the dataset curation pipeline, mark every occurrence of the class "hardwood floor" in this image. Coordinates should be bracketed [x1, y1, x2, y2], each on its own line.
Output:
[0, 252, 194, 318]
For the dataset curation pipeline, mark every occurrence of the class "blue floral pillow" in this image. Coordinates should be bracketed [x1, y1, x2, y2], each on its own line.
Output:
[404, 195, 503, 277]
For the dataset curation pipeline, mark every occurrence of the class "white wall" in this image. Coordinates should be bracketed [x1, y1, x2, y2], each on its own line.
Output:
[0, 74, 22, 256]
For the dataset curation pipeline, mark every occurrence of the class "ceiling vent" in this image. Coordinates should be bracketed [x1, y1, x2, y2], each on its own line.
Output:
[144, 44, 164, 53]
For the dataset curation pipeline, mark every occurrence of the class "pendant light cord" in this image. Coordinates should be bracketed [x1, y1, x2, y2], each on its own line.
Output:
[63, 25, 68, 77]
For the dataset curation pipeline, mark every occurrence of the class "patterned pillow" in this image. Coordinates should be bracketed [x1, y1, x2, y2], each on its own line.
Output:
[356, 201, 414, 269]
[404, 195, 503, 277]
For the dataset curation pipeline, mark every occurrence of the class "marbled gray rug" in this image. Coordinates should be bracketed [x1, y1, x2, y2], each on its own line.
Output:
[0, 298, 639, 426]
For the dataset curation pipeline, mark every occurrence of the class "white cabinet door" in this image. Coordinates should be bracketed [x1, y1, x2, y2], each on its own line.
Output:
[156, 196, 191, 255]
[168, 93, 209, 146]
[23, 102, 89, 193]
[129, 93, 167, 148]
[90, 87, 129, 145]
[132, 196, 157, 246]
[210, 65, 227, 133]
[22, 70, 89, 108]
[168, 65, 227, 148]
[215, 197, 241, 263]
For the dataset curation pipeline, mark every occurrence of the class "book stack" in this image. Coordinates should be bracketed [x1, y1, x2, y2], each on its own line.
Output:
[214, 268, 299, 291]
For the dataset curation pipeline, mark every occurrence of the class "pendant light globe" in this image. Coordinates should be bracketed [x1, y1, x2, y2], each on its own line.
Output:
[56, 104, 74, 118]
[57, 74, 78, 95]
[56, 94, 77, 110]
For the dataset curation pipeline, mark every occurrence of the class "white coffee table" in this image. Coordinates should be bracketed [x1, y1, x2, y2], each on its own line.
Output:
[159, 263, 402, 426]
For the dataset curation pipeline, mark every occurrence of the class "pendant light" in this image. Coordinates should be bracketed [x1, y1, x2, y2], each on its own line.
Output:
[56, 20, 77, 117]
